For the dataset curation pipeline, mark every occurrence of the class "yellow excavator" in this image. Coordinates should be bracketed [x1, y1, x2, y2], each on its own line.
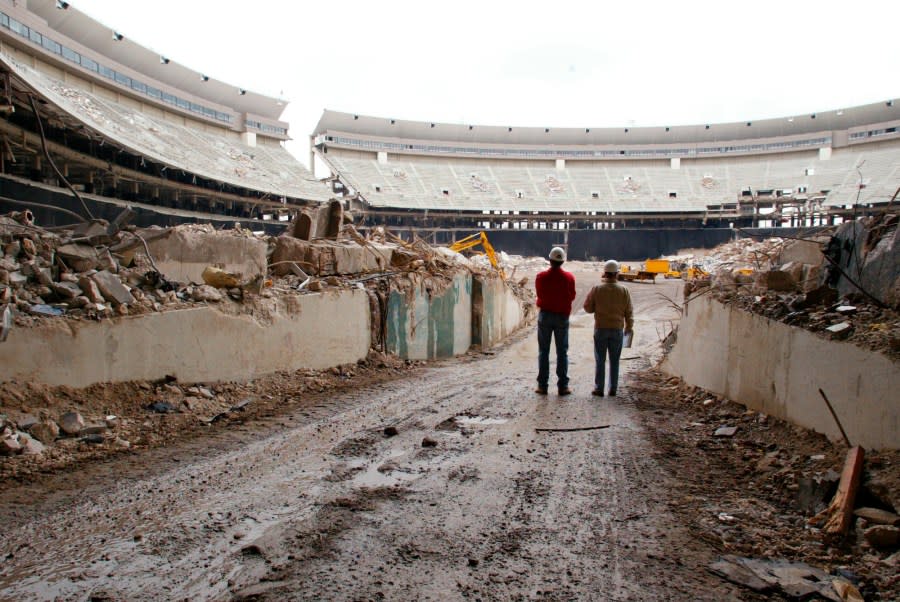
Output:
[448, 232, 506, 280]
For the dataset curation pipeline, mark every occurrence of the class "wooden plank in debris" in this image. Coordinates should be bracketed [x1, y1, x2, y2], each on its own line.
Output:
[823, 445, 865, 536]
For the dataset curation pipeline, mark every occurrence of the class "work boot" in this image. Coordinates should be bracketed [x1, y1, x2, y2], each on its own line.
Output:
[592, 389, 604, 397]
[608, 389, 617, 397]
[535, 387, 548, 395]
[558, 387, 573, 396]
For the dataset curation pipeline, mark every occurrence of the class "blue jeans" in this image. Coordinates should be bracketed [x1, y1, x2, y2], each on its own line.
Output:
[537, 310, 569, 390]
[593, 328, 624, 393]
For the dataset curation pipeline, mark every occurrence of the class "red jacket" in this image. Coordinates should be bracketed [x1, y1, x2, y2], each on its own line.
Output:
[535, 266, 576, 315]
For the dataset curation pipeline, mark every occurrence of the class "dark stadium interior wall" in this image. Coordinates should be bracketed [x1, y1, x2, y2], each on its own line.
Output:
[0, 178, 287, 235]
[446, 228, 807, 261]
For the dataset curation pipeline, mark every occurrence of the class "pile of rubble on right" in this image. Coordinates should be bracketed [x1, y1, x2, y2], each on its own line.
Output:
[642, 213, 899, 600]
[687, 212, 900, 359]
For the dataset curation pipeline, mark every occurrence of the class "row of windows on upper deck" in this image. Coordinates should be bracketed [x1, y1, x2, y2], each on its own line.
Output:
[1, 11, 234, 124]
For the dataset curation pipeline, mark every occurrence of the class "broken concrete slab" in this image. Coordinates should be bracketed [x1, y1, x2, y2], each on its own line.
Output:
[758, 269, 797, 292]
[91, 270, 135, 306]
[271, 238, 393, 277]
[145, 226, 267, 285]
[56, 243, 99, 272]
[854, 507, 900, 526]
[50, 281, 83, 299]
[709, 555, 844, 601]
[714, 426, 738, 437]
[779, 239, 824, 266]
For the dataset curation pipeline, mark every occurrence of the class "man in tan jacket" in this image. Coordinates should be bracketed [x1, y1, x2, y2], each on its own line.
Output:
[583, 260, 634, 397]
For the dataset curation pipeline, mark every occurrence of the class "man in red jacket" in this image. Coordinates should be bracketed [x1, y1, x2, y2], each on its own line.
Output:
[535, 246, 577, 395]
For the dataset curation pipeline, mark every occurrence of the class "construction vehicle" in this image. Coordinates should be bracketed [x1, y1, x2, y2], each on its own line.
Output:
[448, 232, 506, 280]
[644, 258, 687, 279]
[685, 265, 711, 280]
[618, 264, 656, 283]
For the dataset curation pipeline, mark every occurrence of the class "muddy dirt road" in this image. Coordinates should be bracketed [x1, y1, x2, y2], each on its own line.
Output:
[0, 274, 743, 601]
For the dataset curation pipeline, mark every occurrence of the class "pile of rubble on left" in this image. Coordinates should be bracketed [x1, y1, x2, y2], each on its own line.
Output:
[0, 210, 529, 479]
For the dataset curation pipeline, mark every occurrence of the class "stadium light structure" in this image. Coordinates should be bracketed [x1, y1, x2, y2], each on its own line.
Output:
[112, 31, 123, 41]
[160, 56, 170, 64]
[55, 1, 69, 9]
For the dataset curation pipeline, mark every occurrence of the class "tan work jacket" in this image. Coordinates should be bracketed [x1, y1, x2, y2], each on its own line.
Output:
[583, 281, 634, 331]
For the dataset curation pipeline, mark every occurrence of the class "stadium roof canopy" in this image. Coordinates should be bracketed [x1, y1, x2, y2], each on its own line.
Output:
[314, 100, 898, 146]
[29, 0, 287, 120]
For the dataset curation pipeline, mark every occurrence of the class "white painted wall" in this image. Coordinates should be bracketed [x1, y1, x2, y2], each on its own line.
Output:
[662, 295, 899, 450]
[0, 289, 370, 387]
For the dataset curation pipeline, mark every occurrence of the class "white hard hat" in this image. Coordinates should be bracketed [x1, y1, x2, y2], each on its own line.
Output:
[549, 247, 566, 262]
[604, 259, 620, 274]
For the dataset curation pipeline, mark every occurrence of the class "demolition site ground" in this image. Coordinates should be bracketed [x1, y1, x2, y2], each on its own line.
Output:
[0, 272, 898, 601]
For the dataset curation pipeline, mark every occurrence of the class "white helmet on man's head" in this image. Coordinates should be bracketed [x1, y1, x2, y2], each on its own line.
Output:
[549, 247, 566, 262]
[604, 259, 620, 274]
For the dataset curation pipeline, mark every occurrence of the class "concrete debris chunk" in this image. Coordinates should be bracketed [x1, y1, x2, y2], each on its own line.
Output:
[72, 219, 113, 245]
[77, 276, 105, 303]
[18, 432, 45, 455]
[191, 285, 224, 302]
[91, 270, 135, 306]
[50, 281, 83, 299]
[714, 426, 738, 437]
[826, 322, 852, 339]
[79, 424, 108, 436]
[201, 266, 240, 288]
[0, 434, 22, 455]
[863, 525, 900, 549]
[758, 269, 797, 292]
[58, 411, 85, 435]
[854, 507, 900, 526]
[709, 555, 844, 601]
[146, 401, 177, 414]
[28, 304, 64, 316]
[56, 243, 99, 272]
[28, 420, 60, 444]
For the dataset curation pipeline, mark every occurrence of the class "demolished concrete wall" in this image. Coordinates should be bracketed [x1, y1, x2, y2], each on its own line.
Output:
[0, 289, 371, 387]
[472, 275, 527, 348]
[662, 295, 899, 450]
[386, 272, 473, 360]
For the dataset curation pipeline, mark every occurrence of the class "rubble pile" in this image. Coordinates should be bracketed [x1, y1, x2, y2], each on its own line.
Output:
[631, 369, 900, 600]
[0, 211, 530, 471]
[0, 212, 527, 336]
[0, 350, 417, 479]
[688, 216, 900, 360]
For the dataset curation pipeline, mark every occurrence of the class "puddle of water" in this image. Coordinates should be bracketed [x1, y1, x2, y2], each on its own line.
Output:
[455, 416, 508, 427]
[352, 462, 417, 488]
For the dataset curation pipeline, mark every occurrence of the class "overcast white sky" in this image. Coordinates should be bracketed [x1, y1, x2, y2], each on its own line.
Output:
[71, 0, 899, 171]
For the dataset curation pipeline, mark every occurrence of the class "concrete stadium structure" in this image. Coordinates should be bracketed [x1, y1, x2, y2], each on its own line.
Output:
[312, 104, 899, 257]
[0, 0, 331, 229]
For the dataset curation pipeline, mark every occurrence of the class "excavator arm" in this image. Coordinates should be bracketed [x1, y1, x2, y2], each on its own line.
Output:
[449, 232, 506, 280]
